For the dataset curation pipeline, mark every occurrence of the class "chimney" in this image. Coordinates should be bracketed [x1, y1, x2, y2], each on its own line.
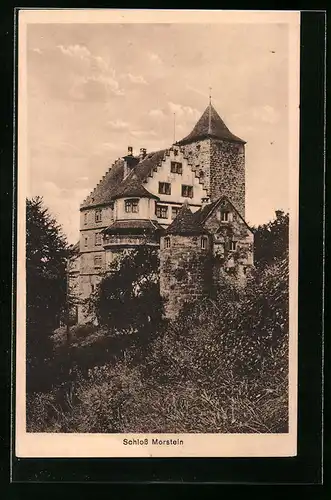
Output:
[139, 148, 147, 161]
[123, 146, 138, 178]
[201, 196, 210, 208]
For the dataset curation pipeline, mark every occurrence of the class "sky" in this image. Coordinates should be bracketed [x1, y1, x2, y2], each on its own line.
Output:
[26, 22, 290, 243]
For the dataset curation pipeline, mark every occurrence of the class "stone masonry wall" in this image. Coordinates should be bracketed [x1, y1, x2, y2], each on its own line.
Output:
[181, 139, 211, 194]
[160, 234, 211, 318]
[210, 140, 245, 218]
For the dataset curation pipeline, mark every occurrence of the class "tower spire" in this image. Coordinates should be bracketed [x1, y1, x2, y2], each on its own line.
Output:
[208, 87, 212, 134]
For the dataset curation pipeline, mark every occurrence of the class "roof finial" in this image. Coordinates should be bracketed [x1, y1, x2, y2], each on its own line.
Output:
[208, 87, 212, 134]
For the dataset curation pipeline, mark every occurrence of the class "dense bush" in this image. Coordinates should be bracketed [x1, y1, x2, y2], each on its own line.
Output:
[27, 255, 288, 434]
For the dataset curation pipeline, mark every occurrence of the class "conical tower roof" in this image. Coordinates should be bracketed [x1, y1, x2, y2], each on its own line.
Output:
[165, 201, 206, 235]
[178, 103, 245, 145]
[111, 173, 159, 200]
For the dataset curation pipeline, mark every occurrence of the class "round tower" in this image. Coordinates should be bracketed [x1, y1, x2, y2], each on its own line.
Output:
[159, 201, 211, 319]
[102, 174, 164, 265]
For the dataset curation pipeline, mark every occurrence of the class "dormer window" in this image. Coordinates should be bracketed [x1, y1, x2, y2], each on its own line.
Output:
[125, 199, 139, 213]
[159, 182, 171, 195]
[95, 209, 102, 223]
[171, 161, 182, 174]
[220, 211, 229, 222]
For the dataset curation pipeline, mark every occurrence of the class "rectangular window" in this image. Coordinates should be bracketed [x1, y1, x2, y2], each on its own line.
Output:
[230, 241, 237, 251]
[158, 182, 171, 195]
[170, 161, 183, 174]
[171, 206, 180, 219]
[95, 209, 102, 223]
[95, 233, 102, 246]
[125, 199, 139, 213]
[181, 185, 193, 198]
[91, 284, 95, 293]
[94, 255, 102, 268]
[84, 212, 88, 225]
[220, 211, 229, 222]
[164, 237, 171, 249]
[84, 236, 88, 247]
[156, 204, 168, 219]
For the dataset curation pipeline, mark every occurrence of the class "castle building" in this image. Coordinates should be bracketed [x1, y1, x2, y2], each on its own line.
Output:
[73, 101, 254, 322]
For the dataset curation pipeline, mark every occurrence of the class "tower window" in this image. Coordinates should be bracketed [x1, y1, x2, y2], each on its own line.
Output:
[220, 211, 229, 222]
[171, 206, 180, 219]
[170, 161, 182, 174]
[95, 209, 102, 223]
[125, 199, 139, 213]
[84, 236, 88, 247]
[94, 255, 102, 268]
[182, 185, 193, 198]
[230, 241, 237, 251]
[156, 204, 168, 219]
[201, 237, 208, 249]
[164, 237, 171, 249]
[95, 233, 102, 246]
[159, 182, 171, 195]
[84, 212, 88, 225]
[91, 284, 95, 293]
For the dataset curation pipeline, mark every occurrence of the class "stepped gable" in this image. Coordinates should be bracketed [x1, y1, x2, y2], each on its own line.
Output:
[177, 103, 245, 145]
[102, 219, 165, 235]
[80, 150, 167, 210]
[80, 158, 125, 209]
[132, 149, 167, 181]
[111, 173, 159, 200]
[165, 201, 206, 236]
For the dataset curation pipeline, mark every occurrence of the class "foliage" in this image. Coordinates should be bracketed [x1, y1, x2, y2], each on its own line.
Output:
[87, 247, 165, 349]
[26, 196, 70, 392]
[27, 256, 288, 434]
[253, 210, 289, 269]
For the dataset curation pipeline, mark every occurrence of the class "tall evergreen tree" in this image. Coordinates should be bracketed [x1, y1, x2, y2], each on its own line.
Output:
[26, 196, 69, 391]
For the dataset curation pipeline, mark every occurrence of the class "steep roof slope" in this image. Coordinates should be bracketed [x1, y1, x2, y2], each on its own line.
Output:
[111, 174, 159, 200]
[177, 104, 245, 145]
[165, 202, 206, 235]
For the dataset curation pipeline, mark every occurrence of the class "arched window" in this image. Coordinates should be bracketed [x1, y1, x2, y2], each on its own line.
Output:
[164, 237, 171, 249]
[201, 237, 208, 250]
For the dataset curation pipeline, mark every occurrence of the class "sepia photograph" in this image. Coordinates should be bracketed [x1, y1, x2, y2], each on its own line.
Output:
[16, 9, 300, 457]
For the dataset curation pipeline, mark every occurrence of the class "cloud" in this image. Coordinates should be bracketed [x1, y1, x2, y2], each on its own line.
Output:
[125, 73, 148, 85]
[168, 102, 200, 121]
[57, 44, 91, 60]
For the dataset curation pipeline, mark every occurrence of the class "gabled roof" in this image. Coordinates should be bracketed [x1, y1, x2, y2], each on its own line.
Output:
[165, 202, 206, 236]
[111, 174, 159, 200]
[80, 150, 167, 210]
[177, 104, 245, 145]
[192, 195, 254, 233]
[102, 219, 165, 235]
[80, 158, 125, 209]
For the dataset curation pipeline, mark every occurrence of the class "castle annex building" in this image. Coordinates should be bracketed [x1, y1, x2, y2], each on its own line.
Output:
[72, 102, 254, 320]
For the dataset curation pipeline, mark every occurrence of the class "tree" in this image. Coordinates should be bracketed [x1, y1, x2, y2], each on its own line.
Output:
[87, 247, 165, 349]
[26, 196, 69, 391]
[253, 210, 289, 270]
